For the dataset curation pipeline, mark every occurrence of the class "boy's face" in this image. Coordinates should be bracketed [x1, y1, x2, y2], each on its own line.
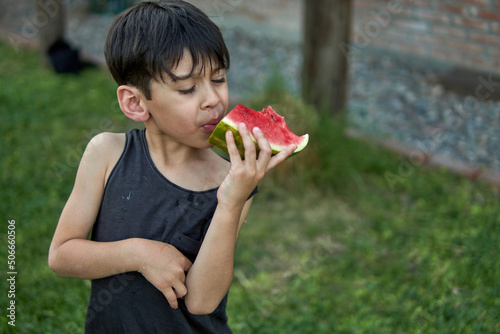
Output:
[143, 52, 229, 149]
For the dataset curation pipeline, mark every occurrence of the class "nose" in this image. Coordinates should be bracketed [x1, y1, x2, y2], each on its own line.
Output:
[201, 81, 221, 110]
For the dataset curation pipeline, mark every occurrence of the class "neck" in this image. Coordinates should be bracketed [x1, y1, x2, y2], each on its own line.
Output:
[144, 127, 202, 166]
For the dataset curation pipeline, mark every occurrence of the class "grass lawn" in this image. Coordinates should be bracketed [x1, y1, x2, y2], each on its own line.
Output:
[1, 43, 499, 333]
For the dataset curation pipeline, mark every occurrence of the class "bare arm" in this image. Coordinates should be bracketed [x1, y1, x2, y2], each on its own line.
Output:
[48, 133, 192, 309]
[49, 127, 294, 314]
[183, 124, 296, 314]
[48, 133, 128, 277]
[183, 198, 252, 314]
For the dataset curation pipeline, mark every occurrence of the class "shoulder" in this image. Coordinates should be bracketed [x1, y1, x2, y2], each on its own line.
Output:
[82, 132, 126, 185]
[87, 132, 125, 148]
[84, 132, 125, 162]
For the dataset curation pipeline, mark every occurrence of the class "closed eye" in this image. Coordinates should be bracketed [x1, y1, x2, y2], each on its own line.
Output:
[179, 86, 195, 95]
[178, 75, 226, 95]
[212, 77, 226, 84]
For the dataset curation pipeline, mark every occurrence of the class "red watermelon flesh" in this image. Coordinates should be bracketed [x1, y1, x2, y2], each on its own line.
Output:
[208, 104, 309, 158]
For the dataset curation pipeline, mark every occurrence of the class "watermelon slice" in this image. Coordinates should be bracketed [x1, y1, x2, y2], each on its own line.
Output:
[208, 104, 309, 159]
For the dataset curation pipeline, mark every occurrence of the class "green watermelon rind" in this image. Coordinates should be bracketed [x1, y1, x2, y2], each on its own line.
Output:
[208, 118, 309, 159]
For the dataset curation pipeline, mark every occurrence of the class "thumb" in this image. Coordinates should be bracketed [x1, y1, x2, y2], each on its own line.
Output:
[266, 144, 297, 172]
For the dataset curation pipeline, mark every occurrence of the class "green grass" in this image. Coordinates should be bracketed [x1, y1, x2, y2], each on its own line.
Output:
[0, 43, 129, 333]
[1, 43, 499, 333]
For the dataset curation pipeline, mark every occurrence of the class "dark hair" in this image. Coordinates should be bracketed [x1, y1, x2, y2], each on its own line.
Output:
[104, 0, 230, 99]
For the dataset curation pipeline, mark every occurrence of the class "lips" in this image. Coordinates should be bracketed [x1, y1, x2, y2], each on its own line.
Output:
[201, 117, 222, 133]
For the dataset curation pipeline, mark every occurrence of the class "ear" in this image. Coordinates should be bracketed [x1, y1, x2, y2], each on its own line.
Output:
[117, 85, 150, 122]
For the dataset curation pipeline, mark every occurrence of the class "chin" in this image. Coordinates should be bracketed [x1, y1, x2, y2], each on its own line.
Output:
[195, 140, 213, 150]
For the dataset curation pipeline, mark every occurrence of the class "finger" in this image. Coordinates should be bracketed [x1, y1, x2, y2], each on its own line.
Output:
[163, 288, 179, 309]
[239, 123, 257, 162]
[172, 283, 188, 299]
[225, 130, 242, 163]
[266, 144, 297, 172]
[252, 127, 272, 168]
[183, 257, 193, 272]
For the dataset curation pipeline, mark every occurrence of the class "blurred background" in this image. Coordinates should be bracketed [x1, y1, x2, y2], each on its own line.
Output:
[2, 0, 500, 177]
[1, 0, 499, 333]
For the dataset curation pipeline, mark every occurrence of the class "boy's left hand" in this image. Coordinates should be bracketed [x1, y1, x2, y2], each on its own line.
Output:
[217, 122, 296, 208]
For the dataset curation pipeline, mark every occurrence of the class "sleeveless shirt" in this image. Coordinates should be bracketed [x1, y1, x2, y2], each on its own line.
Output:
[85, 128, 248, 333]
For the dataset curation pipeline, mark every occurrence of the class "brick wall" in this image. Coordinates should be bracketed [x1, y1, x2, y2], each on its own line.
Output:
[351, 0, 500, 74]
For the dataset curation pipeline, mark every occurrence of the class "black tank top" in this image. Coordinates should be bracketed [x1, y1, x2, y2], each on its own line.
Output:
[85, 128, 237, 333]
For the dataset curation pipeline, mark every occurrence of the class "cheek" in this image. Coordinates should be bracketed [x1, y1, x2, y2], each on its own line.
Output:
[219, 86, 229, 109]
[169, 110, 200, 133]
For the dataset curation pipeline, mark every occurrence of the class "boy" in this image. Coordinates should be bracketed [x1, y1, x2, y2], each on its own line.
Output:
[48, 0, 296, 333]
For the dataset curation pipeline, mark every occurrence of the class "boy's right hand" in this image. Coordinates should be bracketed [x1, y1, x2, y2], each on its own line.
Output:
[134, 239, 192, 309]
[217, 123, 296, 208]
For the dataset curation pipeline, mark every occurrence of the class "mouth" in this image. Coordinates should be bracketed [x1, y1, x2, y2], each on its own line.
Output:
[201, 117, 222, 133]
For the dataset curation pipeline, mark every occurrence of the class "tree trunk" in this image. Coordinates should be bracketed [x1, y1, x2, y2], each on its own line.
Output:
[302, 0, 352, 115]
[36, 0, 66, 67]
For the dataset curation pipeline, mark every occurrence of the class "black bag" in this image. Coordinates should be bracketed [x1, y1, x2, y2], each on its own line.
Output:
[48, 39, 81, 74]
